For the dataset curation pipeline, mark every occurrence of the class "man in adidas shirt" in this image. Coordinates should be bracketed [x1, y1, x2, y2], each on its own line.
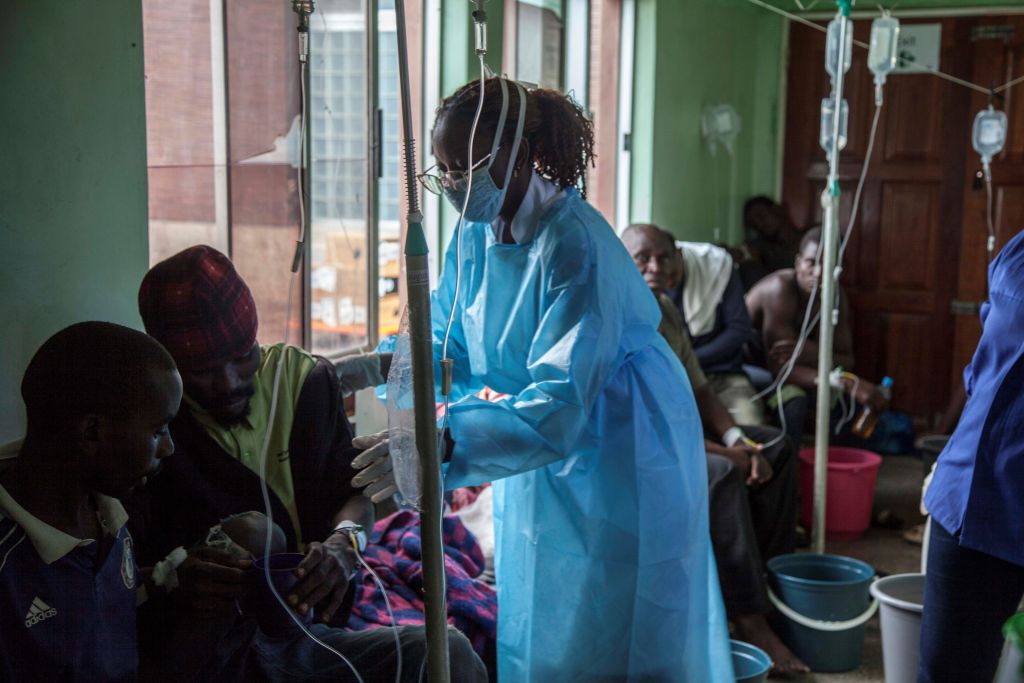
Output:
[0, 322, 182, 682]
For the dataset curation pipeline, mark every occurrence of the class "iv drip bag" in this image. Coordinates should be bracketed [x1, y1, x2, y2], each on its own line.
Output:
[972, 106, 1008, 165]
[826, 18, 853, 80]
[868, 16, 900, 86]
[820, 97, 849, 159]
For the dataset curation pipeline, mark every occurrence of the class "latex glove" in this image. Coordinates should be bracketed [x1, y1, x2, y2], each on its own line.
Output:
[351, 431, 397, 503]
[334, 353, 391, 398]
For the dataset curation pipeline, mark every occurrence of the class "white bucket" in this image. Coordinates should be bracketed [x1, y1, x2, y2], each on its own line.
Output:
[870, 573, 925, 683]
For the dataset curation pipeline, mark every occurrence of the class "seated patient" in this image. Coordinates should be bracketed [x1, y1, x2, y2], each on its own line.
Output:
[129, 245, 486, 682]
[626, 223, 764, 425]
[0, 322, 182, 682]
[732, 196, 802, 291]
[622, 229, 806, 674]
[745, 227, 880, 445]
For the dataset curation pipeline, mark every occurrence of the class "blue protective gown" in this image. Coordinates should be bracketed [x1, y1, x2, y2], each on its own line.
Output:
[431, 185, 733, 682]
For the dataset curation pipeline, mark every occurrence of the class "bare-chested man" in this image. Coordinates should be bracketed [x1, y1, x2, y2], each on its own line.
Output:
[746, 227, 878, 444]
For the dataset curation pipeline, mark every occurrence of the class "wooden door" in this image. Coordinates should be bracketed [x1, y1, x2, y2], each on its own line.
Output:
[950, 17, 1024, 391]
[782, 17, 982, 428]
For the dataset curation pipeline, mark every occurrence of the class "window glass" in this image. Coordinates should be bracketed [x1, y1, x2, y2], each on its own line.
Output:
[225, 1, 303, 346]
[377, 2, 403, 342]
[144, 0, 306, 346]
[309, 1, 371, 354]
[143, 0, 228, 264]
[516, 0, 564, 90]
[144, 0, 418, 353]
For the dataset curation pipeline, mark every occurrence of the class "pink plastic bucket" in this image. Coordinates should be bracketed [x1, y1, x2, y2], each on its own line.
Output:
[799, 447, 883, 540]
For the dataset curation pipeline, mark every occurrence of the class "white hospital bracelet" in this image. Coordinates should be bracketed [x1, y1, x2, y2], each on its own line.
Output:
[152, 547, 188, 591]
[332, 520, 368, 553]
[722, 427, 746, 448]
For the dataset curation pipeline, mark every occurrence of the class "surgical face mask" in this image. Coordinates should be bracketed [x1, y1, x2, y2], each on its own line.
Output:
[442, 78, 527, 223]
[443, 158, 506, 223]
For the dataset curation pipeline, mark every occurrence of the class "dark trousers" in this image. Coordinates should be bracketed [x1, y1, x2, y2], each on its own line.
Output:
[918, 520, 1024, 683]
[707, 424, 798, 616]
[255, 624, 487, 683]
[780, 393, 809, 448]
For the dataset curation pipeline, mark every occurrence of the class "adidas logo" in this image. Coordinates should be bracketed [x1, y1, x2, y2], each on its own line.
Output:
[24, 597, 57, 628]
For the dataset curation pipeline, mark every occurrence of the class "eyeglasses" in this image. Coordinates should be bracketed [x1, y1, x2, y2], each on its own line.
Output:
[417, 153, 492, 196]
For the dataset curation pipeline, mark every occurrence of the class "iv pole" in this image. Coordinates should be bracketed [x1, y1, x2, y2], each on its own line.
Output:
[813, 0, 852, 554]
[393, 0, 451, 680]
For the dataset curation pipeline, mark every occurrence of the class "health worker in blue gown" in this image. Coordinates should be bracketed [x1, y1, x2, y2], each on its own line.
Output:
[357, 77, 732, 682]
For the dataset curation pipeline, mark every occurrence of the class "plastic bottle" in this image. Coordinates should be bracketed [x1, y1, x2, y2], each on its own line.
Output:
[820, 97, 849, 159]
[868, 15, 900, 103]
[825, 17, 853, 80]
[868, 15, 900, 87]
[853, 376, 894, 439]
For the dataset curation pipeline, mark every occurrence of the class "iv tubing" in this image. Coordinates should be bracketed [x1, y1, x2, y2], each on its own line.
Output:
[751, 62, 885, 456]
[253, 11, 382, 681]
[354, 542, 403, 683]
[755, 97, 883, 415]
[432, 49, 488, 680]
[251, 19, 369, 678]
[440, 55, 487, 366]
[985, 167, 996, 263]
[837, 99, 882, 266]
[438, 53, 488, 471]
[749, 103, 884, 453]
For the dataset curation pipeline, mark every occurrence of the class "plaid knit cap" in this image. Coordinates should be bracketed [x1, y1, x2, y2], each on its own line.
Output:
[139, 245, 258, 372]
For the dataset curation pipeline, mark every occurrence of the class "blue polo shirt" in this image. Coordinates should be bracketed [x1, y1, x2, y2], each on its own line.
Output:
[926, 229, 1024, 568]
[0, 483, 138, 682]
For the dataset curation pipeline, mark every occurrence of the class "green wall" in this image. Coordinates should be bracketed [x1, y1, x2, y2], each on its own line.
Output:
[0, 1, 150, 443]
[631, 0, 785, 244]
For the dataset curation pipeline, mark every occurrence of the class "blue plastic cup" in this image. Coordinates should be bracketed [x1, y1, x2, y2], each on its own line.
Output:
[248, 552, 313, 636]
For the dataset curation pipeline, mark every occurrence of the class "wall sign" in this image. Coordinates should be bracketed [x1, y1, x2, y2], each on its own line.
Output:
[895, 23, 942, 74]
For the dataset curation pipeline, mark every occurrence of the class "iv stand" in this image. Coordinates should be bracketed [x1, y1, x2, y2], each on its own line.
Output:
[813, 0, 852, 555]
[393, 0, 451, 680]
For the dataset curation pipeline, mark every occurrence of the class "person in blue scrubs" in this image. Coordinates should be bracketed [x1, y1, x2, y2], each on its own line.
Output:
[355, 77, 732, 682]
[918, 229, 1024, 682]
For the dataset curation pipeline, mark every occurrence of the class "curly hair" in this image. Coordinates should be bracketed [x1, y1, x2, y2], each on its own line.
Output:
[436, 77, 596, 197]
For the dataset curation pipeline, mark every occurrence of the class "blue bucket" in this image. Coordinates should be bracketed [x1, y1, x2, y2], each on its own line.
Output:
[731, 640, 771, 683]
[767, 553, 877, 673]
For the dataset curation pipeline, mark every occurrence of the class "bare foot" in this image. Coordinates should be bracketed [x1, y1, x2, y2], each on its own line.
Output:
[733, 613, 810, 676]
[903, 522, 925, 545]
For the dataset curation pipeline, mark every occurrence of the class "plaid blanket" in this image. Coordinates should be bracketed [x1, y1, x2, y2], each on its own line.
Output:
[348, 510, 497, 656]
